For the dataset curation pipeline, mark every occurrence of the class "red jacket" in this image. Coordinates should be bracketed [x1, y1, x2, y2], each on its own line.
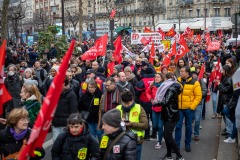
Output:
[146, 84, 162, 112]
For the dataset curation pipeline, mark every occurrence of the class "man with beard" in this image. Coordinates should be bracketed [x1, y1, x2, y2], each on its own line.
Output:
[98, 77, 121, 129]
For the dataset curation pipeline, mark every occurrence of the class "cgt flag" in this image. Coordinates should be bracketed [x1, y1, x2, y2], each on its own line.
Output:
[166, 27, 176, 37]
[112, 36, 123, 64]
[19, 40, 75, 160]
[110, 9, 116, 19]
[0, 40, 12, 115]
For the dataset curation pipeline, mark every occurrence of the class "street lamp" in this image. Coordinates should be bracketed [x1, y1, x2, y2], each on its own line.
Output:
[61, 0, 65, 35]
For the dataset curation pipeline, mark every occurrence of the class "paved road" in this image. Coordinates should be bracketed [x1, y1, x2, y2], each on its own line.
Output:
[43, 101, 221, 160]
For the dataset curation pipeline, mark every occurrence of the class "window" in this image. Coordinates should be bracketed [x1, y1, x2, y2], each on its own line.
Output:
[214, 8, 220, 17]
[197, 9, 200, 18]
[170, 0, 172, 5]
[189, 10, 192, 17]
[139, 21, 142, 25]
[224, 8, 230, 17]
[176, 0, 178, 4]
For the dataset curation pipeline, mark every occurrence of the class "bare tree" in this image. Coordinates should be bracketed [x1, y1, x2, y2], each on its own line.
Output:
[1, 0, 10, 42]
[66, 9, 79, 36]
[138, 0, 165, 31]
[31, 9, 50, 31]
[79, 0, 83, 43]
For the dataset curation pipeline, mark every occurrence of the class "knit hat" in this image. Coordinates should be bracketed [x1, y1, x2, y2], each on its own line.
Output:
[161, 65, 168, 72]
[141, 61, 147, 67]
[102, 109, 121, 128]
[24, 68, 32, 74]
[114, 64, 122, 73]
[51, 66, 60, 72]
[97, 66, 105, 74]
[145, 67, 154, 74]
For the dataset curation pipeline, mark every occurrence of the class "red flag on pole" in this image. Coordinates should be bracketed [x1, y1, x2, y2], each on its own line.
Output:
[149, 41, 155, 65]
[162, 41, 176, 66]
[174, 36, 190, 63]
[81, 34, 108, 60]
[19, 40, 76, 160]
[144, 27, 152, 33]
[166, 27, 176, 37]
[158, 28, 165, 40]
[110, 9, 116, 19]
[182, 27, 191, 37]
[207, 40, 221, 51]
[112, 36, 122, 64]
[107, 61, 115, 77]
[0, 40, 12, 115]
[95, 33, 108, 56]
[205, 32, 211, 45]
[198, 64, 205, 80]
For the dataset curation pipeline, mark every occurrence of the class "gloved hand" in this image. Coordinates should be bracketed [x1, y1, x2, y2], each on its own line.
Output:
[30, 148, 45, 160]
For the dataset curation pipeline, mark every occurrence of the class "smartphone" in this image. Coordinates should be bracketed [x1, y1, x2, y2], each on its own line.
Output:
[124, 120, 130, 123]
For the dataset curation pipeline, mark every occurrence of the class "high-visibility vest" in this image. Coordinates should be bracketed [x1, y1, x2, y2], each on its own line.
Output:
[116, 104, 145, 137]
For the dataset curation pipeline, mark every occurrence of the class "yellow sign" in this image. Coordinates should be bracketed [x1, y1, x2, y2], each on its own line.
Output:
[78, 148, 88, 160]
[161, 40, 171, 49]
[100, 136, 109, 148]
[94, 98, 99, 105]
[82, 82, 87, 90]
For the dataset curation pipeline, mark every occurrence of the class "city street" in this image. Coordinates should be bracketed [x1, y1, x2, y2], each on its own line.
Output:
[42, 101, 223, 160]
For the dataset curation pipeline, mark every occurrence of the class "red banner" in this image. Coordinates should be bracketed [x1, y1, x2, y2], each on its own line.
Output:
[112, 36, 122, 64]
[95, 34, 108, 56]
[110, 9, 116, 19]
[149, 42, 155, 64]
[19, 40, 75, 160]
[144, 27, 152, 33]
[81, 47, 97, 60]
[158, 28, 165, 40]
[207, 41, 221, 51]
[198, 64, 205, 80]
[0, 40, 12, 115]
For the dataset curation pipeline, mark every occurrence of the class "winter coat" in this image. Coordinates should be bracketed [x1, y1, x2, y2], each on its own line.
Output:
[227, 89, 240, 121]
[73, 67, 84, 83]
[161, 83, 182, 122]
[51, 123, 100, 160]
[28, 51, 38, 67]
[52, 87, 78, 127]
[70, 79, 80, 99]
[78, 88, 102, 123]
[100, 128, 137, 160]
[4, 73, 23, 110]
[218, 76, 233, 105]
[34, 67, 47, 88]
[43, 76, 53, 94]
[197, 79, 207, 105]
[50, 47, 57, 59]
[22, 95, 41, 128]
[116, 81, 135, 96]
[0, 127, 45, 160]
[135, 74, 155, 103]
[146, 82, 162, 112]
[126, 73, 138, 87]
[177, 76, 202, 110]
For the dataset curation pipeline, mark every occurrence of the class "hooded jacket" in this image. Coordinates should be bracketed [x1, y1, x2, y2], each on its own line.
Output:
[52, 87, 78, 127]
[51, 123, 100, 160]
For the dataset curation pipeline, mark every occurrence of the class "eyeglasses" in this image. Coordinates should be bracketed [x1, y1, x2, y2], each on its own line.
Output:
[19, 118, 30, 122]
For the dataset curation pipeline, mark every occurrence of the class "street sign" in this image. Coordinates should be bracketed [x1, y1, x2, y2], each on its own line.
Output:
[231, 13, 240, 25]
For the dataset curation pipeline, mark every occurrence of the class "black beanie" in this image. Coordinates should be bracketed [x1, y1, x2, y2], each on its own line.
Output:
[102, 109, 121, 128]
[145, 67, 154, 74]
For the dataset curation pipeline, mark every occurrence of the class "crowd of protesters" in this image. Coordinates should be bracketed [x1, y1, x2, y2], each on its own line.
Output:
[0, 33, 239, 160]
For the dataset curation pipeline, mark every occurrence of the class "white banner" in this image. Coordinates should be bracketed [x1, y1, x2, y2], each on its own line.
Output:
[122, 45, 136, 58]
[141, 44, 165, 52]
[131, 32, 162, 45]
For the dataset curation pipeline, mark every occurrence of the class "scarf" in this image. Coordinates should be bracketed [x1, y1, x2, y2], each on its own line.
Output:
[102, 87, 120, 112]
[154, 82, 162, 88]
[155, 79, 176, 102]
[10, 128, 28, 141]
[122, 102, 135, 113]
[117, 81, 129, 88]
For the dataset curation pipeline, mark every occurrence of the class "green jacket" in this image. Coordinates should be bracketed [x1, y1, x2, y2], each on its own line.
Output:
[24, 99, 41, 127]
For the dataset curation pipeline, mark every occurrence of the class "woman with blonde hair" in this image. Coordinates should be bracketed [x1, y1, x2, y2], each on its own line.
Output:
[20, 84, 41, 127]
[0, 108, 45, 159]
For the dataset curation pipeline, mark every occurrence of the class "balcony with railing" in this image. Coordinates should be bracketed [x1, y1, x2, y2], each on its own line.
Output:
[115, 0, 135, 5]
[210, 0, 232, 4]
[179, 0, 193, 7]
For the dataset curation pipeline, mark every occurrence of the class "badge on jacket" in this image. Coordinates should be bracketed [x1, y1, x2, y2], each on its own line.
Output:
[100, 136, 109, 148]
[94, 98, 99, 105]
[113, 145, 120, 153]
[78, 147, 88, 160]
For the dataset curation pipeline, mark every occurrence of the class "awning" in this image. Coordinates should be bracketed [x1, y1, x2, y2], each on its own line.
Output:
[175, 23, 191, 32]
[189, 21, 204, 30]
[115, 26, 131, 33]
[156, 24, 173, 32]
[203, 21, 233, 30]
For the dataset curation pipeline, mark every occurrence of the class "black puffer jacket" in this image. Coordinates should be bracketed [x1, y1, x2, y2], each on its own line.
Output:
[52, 87, 78, 127]
[218, 76, 233, 105]
[161, 82, 182, 122]
[51, 123, 100, 160]
[100, 128, 137, 160]
[78, 88, 102, 123]
[0, 127, 45, 160]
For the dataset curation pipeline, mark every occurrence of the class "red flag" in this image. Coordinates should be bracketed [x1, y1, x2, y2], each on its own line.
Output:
[205, 32, 211, 45]
[166, 27, 176, 37]
[81, 47, 97, 60]
[110, 9, 116, 19]
[95, 34, 108, 56]
[213, 58, 222, 88]
[107, 61, 115, 77]
[0, 40, 12, 115]
[198, 64, 205, 80]
[207, 40, 221, 51]
[149, 42, 155, 64]
[217, 29, 222, 38]
[158, 28, 165, 40]
[112, 36, 122, 64]
[162, 41, 176, 66]
[144, 27, 152, 33]
[19, 40, 75, 160]
[182, 27, 191, 37]
[81, 34, 108, 60]
[174, 36, 190, 63]
[140, 36, 151, 46]
[194, 34, 201, 44]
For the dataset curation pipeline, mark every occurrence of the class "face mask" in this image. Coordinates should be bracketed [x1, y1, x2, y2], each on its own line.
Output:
[8, 71, 15, 76]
